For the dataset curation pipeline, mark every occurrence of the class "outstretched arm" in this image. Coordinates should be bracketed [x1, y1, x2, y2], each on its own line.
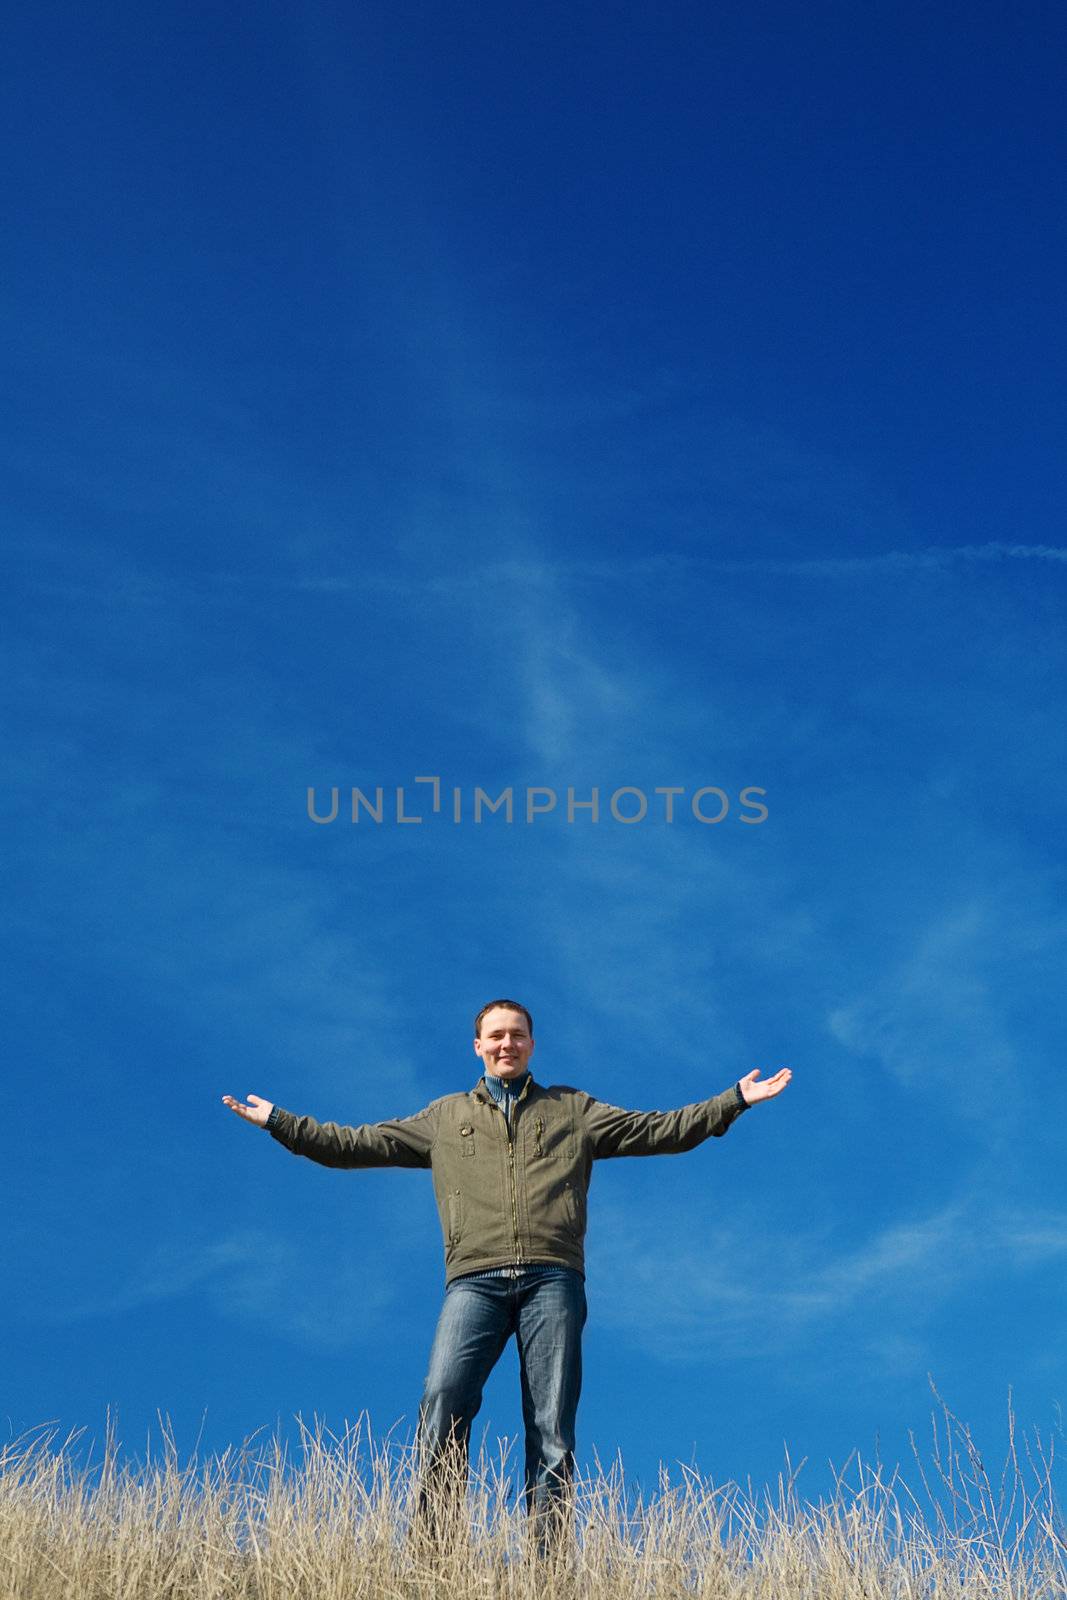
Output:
[738, 1067, 792, 1104]
[221, 1092, 436, 1169]
[582, 1083, 744, 1158]
[581, 1067, 792, 1159]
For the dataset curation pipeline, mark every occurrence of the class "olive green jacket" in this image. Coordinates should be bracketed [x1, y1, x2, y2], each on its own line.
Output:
[266, 1074, 748, 1283]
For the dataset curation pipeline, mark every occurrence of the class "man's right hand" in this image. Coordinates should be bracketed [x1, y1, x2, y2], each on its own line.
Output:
[222, 1094, 274, 1127]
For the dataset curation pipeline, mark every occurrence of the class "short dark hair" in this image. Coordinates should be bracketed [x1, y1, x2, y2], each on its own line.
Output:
[474, 998, 534, 1038]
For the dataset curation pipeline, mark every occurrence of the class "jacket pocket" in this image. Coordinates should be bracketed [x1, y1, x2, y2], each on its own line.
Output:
[529, 1114, 574, 1160]
[447, 1190, 463, 1244]
[562, 1182, 584, 1237]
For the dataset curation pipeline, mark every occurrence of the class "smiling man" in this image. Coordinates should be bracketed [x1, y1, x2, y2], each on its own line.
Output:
[222, 997, 791, 1557]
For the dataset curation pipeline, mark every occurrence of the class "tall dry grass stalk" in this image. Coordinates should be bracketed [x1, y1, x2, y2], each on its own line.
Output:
[1, 1388, 1063, 1599]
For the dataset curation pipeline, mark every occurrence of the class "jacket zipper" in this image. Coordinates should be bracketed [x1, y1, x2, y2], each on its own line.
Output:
[491, 1098, 524, 1267]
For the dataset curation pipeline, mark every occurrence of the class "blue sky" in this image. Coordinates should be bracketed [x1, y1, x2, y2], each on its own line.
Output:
[4, 0, 1066, 1513]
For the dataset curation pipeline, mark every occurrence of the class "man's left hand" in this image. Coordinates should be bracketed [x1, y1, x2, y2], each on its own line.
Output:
[739, 1067, 792, 1104]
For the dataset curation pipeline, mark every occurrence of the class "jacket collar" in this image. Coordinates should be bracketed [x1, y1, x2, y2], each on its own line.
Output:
[470, 1071, 536, 1105]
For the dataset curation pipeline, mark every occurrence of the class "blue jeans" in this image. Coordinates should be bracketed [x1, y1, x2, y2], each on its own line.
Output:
[415, 1265, 587, 1553]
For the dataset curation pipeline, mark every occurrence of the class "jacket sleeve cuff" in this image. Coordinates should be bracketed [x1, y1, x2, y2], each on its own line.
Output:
[265, 1104, 283, 1131]
[733, 1082, 748, 1112]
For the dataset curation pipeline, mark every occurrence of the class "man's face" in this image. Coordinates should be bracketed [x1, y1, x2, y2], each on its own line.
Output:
[473, 1007, 535, 1081]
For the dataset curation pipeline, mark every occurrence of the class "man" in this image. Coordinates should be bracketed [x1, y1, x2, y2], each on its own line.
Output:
[222, 998, 791, 1557]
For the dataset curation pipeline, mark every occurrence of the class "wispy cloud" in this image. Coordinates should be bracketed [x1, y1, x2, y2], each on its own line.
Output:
[827, 887, 1067, 1126]
[27, 1218, 437, 1352]
[684, 541, 1067, 576]
[292, 541, 1067, 601]
[587, 1186, 1067, 1370]
[9, 531, 989, 633]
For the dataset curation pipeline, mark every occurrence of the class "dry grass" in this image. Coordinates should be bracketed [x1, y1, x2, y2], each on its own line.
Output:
[1, 1389, 1063, 1599]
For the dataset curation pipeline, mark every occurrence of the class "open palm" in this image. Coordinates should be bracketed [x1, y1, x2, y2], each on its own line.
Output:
[221, 1093, 274, 1126]
[739, 1068, 792, 1104]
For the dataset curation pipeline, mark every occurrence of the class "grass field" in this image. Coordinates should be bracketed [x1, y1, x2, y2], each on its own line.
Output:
[2, 1392, 1063, 1598]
